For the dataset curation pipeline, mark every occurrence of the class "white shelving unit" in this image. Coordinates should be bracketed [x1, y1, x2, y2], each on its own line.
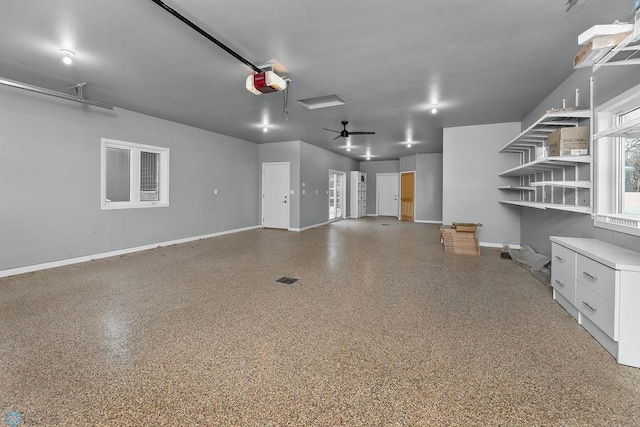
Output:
[349, 171, 367, 218]
[593, 23, 640, 71]
[498, 109, 592, 213]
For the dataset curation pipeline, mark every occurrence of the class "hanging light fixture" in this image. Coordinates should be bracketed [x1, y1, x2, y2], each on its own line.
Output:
[60, 49, 75, 65]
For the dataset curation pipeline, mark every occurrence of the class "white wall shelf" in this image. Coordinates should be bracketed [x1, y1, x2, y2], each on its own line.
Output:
[499, 109, 591, 154]
[499, 156, 591, 177]
[593, 24, 640, 71]
[530, 180, 591, 189]
[499, 200, 591, 214]
[498, 107, 592, 214]
[498, 185, 535, 191]
[593, 116, 640, 140]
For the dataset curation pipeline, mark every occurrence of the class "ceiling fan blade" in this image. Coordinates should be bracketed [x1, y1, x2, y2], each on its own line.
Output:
[348, 131, 376, 135]
[333, 135, 342, 140]
[322, 128, 341, 133]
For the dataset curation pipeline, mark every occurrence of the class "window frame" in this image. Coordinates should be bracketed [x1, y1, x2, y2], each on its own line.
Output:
[593, 83, 640, 237]
[100, 138, 170, 210]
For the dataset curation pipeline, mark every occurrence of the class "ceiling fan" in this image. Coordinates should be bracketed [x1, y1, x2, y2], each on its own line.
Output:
[323, 121, 375, 140]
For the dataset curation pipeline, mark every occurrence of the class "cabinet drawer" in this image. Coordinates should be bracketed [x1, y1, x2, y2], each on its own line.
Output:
[552, 243, 576, 279]
[577, 283, 616, 340]
[577, 254, 616, 303]
[551, 272, 575, 305]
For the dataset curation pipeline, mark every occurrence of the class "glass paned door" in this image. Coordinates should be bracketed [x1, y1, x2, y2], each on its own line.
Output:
[329, 171, 345, 221]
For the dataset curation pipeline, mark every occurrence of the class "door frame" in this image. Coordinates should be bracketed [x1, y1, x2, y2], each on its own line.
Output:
[400, 171, 416, 221]
[328, 169, 347, 222]
[376, 172, 399, 217]
[261, 162, 290, 229]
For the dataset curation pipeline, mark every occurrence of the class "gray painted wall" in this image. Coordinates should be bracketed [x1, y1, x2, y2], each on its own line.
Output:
[416, 154, 443, 222]
[443, 122, 521, 245]
[258, 141, 301, 229]
[360, 160, 400, 215]
[0, 86, 259, 271]
[300, 142, 360, 228]
[399, 155, 416, 172]
[519, 66, 640, 256]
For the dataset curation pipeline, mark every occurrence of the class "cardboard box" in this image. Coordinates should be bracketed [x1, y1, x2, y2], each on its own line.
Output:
[452, 222, 483, 233]
[574, 32, 631, 68]
[441, 227, 480, 256]
[546, 127, 589, 157]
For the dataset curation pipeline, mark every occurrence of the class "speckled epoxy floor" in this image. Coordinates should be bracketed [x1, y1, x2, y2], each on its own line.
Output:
[1, 218, 639, 426]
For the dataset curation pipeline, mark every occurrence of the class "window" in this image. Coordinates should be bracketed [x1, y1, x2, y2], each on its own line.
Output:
[101, 138, 169, 210]
[620, 107, 640, 215]
[593, 83, 640, 236]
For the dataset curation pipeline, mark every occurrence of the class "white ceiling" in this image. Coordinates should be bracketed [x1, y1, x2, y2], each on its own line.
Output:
[0, 0, 634, 160]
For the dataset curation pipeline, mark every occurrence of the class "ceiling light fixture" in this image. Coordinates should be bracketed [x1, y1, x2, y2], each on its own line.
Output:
[262, 127, 268, 133]
[407, 143, 412, 148]
[366, 156, 371, 161]
[430, 104, 438, 114]
[60, 49, 75, 65]
[346, 147, 351, 152]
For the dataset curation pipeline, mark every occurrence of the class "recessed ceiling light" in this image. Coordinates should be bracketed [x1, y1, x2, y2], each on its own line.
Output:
[60, 49, 75, 65]
[431, 104, 438, 114]
[366, 156, 370, 161]
[262, 127, 268, 133]
[346, 147, 351, 152]
[407, 143, 412, 148]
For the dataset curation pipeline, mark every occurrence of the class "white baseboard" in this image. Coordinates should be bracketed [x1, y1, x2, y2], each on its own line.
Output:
[289, 221, 330, 232]
[0, 225, 260, 279]
[415, 220, 443, 224]
[479, 242, 522, 249]
[366, 214, 377, 217]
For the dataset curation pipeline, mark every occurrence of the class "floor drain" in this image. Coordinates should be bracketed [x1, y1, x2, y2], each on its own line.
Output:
[382, 223, 390, 226]
[276, 277, 298, 284]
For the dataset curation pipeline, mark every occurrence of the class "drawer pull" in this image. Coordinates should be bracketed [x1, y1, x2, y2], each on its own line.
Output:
[555, 256, 565, 262]
[554, 279, 566, 287]
[582, 301, 597, 312]
[582, 271, 598, 281]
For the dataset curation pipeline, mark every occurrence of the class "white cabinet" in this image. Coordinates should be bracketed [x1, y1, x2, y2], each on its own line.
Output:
[550, 236, 640, 368]
[498, 109, 592, 213]
[349, 171, 367, 218]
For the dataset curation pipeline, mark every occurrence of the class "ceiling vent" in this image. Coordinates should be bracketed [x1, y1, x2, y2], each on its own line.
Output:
[298, 94, 346, 110]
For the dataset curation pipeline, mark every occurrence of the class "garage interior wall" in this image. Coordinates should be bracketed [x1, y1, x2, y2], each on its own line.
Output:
[442, 122, 522, 246]
[360, 160, 400, 216]
[0, 85, 259, 273]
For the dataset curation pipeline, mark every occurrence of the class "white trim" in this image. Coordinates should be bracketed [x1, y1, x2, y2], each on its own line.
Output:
[288, 221, 330, 232]
[480, 242, 522, 249]
[415, 220, 443, 224]
[366, 214, 378, 217]
[0, 225, 260, 279]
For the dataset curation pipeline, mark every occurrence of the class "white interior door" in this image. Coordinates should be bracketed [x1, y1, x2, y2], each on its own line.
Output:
[377, 173, 399, 216]
[262, 162, 290, 229]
